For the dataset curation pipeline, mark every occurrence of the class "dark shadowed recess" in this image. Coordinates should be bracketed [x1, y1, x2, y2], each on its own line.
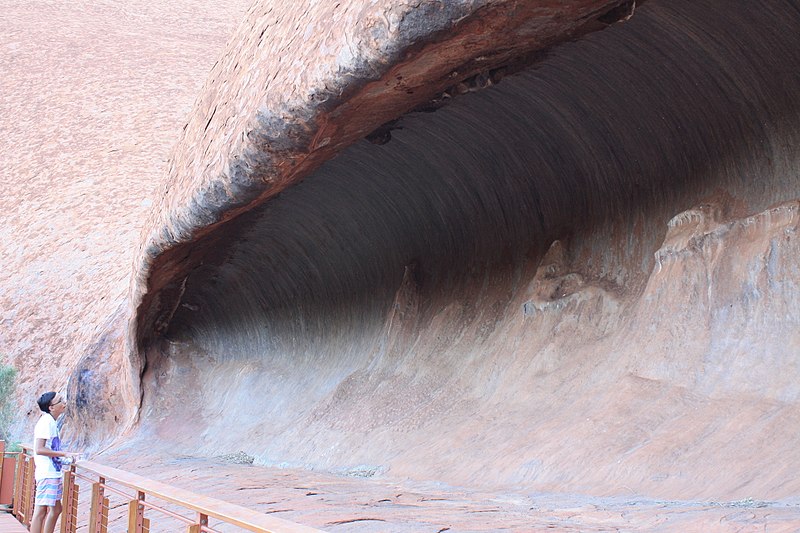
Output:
[162, 0, 800, 361]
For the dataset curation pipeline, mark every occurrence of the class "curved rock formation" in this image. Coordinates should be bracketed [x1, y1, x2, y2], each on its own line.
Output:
[132, 0, 635, 355]
[58, 0, 800, 500]
[1, 0, 252, 438]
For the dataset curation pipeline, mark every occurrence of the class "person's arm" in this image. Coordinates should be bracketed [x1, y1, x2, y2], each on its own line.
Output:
[33, 437, 77, 458]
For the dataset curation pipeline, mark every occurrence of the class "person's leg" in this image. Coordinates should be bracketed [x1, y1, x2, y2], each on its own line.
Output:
[29, 504, 48, 533]
[32, 476, 63, 533]
[42, 500, 62, 533]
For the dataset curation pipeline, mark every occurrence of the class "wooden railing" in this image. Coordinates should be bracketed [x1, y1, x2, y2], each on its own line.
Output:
[0, 441, 21, 510]
[11, 445, 323, 533]
[12, 445, 35, 528]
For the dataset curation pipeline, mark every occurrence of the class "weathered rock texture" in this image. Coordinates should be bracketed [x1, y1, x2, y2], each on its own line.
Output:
[5, 0, 800, 525]
[114, 0, 800, 501]
[0, 0, 251, 429]
[132, 0, 635, 362]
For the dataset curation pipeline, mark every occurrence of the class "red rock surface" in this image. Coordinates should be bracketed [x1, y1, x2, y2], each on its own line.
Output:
[4, 0, 800, 531]
[0, 0, 250, 424]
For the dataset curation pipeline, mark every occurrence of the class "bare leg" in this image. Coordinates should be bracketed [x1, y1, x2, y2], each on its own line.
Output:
[42, 501, 62, 533]
[30, 505, 48, 533]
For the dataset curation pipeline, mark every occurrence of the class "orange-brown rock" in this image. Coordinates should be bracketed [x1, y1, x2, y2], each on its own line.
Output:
[4, 0, 800, 530]
[1, 0, 251, 431]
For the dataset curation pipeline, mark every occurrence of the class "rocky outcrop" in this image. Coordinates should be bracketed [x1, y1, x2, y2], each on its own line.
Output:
[131, 0, 636, 355]
[113, 0, 800, 499]
[0, 0, 252, 437]
[5, 0, 800, 509]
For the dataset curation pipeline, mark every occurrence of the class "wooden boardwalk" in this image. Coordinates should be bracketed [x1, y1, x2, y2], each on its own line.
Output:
[0, 511, 28, 532]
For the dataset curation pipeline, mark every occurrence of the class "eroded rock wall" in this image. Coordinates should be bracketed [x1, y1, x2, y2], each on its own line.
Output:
[3, 0, 800, 505]
[130, 0, 630, 354]
[120, 0, 800, 499]
[0, 0, 252, 435]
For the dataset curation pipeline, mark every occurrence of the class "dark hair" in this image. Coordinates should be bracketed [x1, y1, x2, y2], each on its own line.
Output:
[37, 391, 57, 413]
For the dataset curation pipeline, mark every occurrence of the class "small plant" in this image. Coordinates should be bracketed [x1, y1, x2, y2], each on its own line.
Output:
[0, 360, 18, 442]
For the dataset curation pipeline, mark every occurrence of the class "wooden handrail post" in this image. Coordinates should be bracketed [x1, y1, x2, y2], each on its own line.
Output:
[128, 490, 150, 533]
[60, 464, 79, 533]
[19, 454, 29, 523]
[187, 511, 209, 532]
[89, 477, 108, 533]
[0, 440, 5, 486]
[24, 454, 35, 528]
[60, 467, 70, 533]
[12, 450, 23, 518]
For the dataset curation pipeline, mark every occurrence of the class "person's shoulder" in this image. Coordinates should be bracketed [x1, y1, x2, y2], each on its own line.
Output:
[34, 413, 55, 434]
[34, 413, 48, 435]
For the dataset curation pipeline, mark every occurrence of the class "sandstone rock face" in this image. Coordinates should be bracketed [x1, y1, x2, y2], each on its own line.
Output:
[1, 0, 251, 433]
[5, 0, 800, 517]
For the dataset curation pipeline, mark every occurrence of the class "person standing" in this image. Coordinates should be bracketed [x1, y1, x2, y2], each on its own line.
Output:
[30, 391, 79, 533]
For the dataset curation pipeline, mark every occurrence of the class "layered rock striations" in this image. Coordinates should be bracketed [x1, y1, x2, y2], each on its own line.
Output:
[6, 0, 800, 504]
[112, 0, 800, 499]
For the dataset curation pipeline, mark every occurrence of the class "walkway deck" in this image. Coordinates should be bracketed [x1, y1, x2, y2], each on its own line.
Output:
[0, 511, 27, 532]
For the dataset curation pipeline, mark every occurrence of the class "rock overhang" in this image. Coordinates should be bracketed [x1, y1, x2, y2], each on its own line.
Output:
[130, 0, 640, 357]
[68, 0, 800, 496]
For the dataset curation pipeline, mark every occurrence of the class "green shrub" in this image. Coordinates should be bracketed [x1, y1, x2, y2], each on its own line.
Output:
[0, 361, 17, 441]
